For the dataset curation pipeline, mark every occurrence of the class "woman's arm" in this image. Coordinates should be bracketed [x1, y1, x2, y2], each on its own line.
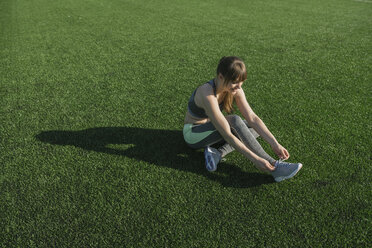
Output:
[235, 89, 290, 160]
[199, 86, 275, 172]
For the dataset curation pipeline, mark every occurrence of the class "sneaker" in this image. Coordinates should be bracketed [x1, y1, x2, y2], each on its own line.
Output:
[271, 159, 303, 182]
[204, 146, 222, 172]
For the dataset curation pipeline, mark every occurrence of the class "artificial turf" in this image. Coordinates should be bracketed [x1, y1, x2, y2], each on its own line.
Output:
[1, 0, 371, 247]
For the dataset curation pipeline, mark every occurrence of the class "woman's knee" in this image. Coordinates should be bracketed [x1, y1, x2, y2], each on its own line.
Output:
[226, 115, 245, 128]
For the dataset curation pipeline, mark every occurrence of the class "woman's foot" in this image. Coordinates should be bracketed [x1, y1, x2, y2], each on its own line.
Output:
[271, 160, 303, 182]
[204, 146, 222, 172]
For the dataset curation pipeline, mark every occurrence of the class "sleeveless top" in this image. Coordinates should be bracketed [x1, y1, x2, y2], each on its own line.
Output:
[187, 79, 224, 119]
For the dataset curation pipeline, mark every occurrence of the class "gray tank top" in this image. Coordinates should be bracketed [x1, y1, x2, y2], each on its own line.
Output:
[187, 79, 224, 118]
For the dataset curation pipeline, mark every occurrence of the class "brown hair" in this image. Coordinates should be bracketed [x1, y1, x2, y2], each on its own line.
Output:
[216, 56, 247, 113]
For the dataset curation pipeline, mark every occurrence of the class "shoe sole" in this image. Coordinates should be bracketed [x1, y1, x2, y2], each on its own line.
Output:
[204, 147, 217, 172]
[274, 163, 303, 182]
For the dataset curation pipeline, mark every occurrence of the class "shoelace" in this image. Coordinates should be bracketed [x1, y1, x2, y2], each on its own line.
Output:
[277, 158, 290, 167]
[278, 158, 287, 163]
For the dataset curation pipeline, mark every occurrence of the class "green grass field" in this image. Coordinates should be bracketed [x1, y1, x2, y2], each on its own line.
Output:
[1, 0, 371, 247]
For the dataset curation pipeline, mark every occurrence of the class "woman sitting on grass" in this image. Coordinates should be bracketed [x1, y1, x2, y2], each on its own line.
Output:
[183, 56, 302, 182]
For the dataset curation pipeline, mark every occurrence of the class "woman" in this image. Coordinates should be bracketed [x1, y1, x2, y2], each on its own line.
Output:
[183, 56, 302, 182]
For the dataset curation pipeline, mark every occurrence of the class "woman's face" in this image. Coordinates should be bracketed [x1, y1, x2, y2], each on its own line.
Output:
[218, 74, 244, 95]
[229, 81, 243, 95]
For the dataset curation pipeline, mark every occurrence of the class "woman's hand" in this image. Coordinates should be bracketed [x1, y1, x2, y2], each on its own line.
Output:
[255, 159, 275, 173]
[271, 143, 290, 160]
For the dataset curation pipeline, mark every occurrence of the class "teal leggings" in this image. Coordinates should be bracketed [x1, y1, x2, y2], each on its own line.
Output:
[183, 115, 276, 164]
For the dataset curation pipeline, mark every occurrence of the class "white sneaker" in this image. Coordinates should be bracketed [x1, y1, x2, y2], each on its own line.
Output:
[204, 146, 222, 172]
[271, 159, 303, 182]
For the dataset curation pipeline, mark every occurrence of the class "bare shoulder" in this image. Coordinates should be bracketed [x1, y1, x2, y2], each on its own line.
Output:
[234, 88, 246, 100]
[194, 82, 216, 107]
[234, 88, 249, 105]
[197, 82, 215, 97]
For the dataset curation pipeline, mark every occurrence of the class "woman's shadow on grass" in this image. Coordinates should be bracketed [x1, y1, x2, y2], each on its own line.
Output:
[36, 127, 274, 188]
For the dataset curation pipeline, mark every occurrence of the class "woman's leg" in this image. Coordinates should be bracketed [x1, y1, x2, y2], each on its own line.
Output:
[183, 122, 223, 149]
[183, 115, 276, 164]
[217, 119, 258, 157]
[218, 115, 276, 164]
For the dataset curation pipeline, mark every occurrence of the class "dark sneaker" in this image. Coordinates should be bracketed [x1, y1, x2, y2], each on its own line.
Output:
[204, 146, 222, 172]
[271, 159, 303, 182]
